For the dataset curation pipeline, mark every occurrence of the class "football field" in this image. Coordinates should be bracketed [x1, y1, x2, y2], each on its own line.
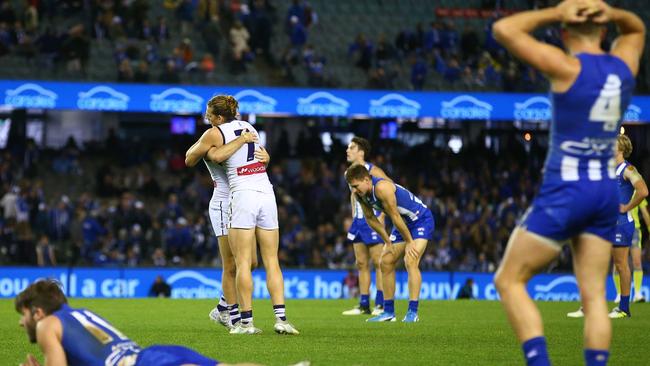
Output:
[1, 299, 648, 365]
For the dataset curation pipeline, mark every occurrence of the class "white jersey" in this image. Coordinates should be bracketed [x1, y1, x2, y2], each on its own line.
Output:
[218, 120, 273, 193]
[203, 158, 229, 200]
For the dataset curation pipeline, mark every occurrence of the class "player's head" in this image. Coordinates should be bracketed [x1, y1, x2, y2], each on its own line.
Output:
[617, 134, 633, 158]
[560, 1, 606, 51]
[205, 95, 239, 127]
[345, 163, 373, 196]
[347, 137, 371, 163]
[15, 279, 67, 343]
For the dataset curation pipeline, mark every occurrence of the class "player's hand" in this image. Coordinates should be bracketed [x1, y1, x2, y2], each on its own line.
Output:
[20, 354, 41, 366]
[405, 241, 419, 260]
[556, 0, 598, 24]
[239, 130, 258, 143]
[620, 203, 628, 213]
[587, 0, 613, 24]
[255, 146, 270, 164]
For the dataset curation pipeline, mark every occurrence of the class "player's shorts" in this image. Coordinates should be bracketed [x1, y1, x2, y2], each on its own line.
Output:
[614, 221, 636, 247]
[520, 179, 618, 245]
[136, 345, 218, 366]
[208, 198, 229, 237]
[228, 190, 278, 230]
[347, 218, 382, 245]
[389, 208, 435, 243]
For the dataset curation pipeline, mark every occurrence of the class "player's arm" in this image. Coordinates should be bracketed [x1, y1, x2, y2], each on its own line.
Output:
[374, 180, 414, 245]
[205, 130, 257, 163]
[35, 316, 66, 366]
[492, 3, 585, 82]
[185, 128, 224, 167]
[357, 194, 392, 245]
[621, 166, 649, 212]
[593, 2, 645, 75]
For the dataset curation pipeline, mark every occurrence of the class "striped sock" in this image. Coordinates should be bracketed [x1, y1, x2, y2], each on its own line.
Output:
[229, 304, 241, 325]
[240, 310, 253, 325]
[273, 304, 287, 321]
[217, 295, 228, 312]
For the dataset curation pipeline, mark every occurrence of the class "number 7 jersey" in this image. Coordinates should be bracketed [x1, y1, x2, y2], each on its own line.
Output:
[218, 120, 273, 193]
[546, 53, 634, 183]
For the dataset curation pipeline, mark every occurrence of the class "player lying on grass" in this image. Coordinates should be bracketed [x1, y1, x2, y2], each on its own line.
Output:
[15, 279, 308, 366]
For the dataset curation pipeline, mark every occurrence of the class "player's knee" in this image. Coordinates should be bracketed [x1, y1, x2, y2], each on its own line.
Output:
[355, 258, 369, 271]
[493, 269, 511, 293]
[380, 258, 394, 273]
[403, 255, 419, 270]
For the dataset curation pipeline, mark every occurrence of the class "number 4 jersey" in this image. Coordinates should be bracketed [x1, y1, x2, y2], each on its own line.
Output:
[218, 120, 273, 193]
[545, 53, 634, 183]
[521, 53, 635, 243]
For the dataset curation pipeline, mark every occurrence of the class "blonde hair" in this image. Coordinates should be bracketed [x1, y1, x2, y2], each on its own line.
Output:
[617, 134, 633, 158]
[206, 95, 238, 121]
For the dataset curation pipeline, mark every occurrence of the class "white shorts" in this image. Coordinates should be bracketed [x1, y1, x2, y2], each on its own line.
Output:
[228, 190, 279, 230]
[208, 199, 229, 237]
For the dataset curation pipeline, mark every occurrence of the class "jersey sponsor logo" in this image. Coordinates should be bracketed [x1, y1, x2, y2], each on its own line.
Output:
[440, 95, 492, 120]
[532, 275, 579, 301]
[296, 91, 349, 116]
[236, 161, 266, 176]
[559, 137, 614, 156]
[77, 85, 129, 111]
[369, 93, 421, 118]
[150, 88, 203, 113]
[166, 270, 221, 298]
[5, 83, 57, 108]
[624, 104, 641, 122]
[233, 89, 277, 114]
[514, 96, 550, 122]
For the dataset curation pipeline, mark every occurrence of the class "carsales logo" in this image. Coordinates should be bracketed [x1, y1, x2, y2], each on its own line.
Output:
[237, 162, 266, 176]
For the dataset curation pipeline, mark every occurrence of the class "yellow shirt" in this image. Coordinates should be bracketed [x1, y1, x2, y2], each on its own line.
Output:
[633, 198, 647, 229]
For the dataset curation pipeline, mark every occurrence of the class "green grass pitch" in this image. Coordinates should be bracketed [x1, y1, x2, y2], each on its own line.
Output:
[1, 299, 648, 365]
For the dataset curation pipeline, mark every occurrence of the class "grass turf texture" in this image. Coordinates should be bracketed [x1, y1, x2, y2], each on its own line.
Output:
[1, 299, 648, 365]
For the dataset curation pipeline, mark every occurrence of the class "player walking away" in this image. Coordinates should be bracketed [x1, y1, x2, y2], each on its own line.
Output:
[345, 164, 434, 322]
[568, 135, 649, 318]
[493, 1, 644, 365]
[204, 95, 299, 335]
[342, 137, 391, 316]
[185, 112, 267, 330]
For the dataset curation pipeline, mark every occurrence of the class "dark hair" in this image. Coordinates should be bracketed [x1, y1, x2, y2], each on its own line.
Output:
[15, 279, 67, 315]
[206, 95, 238, 121]
[351, 136, 371, 159]
[345, 163, 371, 183]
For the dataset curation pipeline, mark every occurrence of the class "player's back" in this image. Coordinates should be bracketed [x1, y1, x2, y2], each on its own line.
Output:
[546, 53, 635, 183]
[218, 120, 273, 193]
[363, 177, 428, 223]
[203, 157, 229, 200]
[53, 304, 140, 366]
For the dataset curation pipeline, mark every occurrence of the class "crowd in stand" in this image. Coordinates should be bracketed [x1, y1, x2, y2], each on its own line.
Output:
[1, 1, 645, 92]
[6, 127, 647, 273]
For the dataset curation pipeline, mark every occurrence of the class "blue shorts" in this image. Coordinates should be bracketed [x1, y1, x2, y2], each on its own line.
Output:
[614, 221, 635, 247]
[136, 345, 218, 366]
[347, 218, 382, 245]
[389, 209, 435, 243]
[520, 180, 617, 244]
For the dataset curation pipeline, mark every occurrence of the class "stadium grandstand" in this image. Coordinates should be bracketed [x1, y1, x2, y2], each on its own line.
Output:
[1, 0, 650, 365]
